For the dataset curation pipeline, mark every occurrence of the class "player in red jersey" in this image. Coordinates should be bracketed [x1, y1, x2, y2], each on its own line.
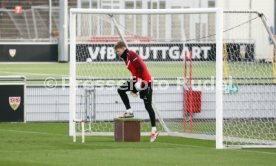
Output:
[114, 41, 158, 142]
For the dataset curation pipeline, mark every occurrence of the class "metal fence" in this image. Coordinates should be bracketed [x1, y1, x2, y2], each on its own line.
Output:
[25, 85, 69, 121]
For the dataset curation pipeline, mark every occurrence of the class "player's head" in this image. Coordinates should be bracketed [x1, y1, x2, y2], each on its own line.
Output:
[114, 41, 127, 56]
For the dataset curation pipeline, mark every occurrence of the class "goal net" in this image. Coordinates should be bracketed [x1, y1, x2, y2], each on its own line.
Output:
[220, 11, 276, 148]
[69, 9, 276, 148]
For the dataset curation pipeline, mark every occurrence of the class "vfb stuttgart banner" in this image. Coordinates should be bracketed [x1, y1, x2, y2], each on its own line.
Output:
[0, 84, 24, 122]
[76, 43, 255, 62]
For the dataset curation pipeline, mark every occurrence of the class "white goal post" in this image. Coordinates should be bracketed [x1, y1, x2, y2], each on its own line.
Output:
[69, 8, 276, 149]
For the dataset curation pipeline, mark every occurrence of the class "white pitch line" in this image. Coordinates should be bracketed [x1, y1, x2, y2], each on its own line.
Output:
[235, 149, 276, 156]
[0, 71, 68, 77]
[158, 142, 276, 155]
[0, 128, 67, 137]
[0, 62, 59, 64]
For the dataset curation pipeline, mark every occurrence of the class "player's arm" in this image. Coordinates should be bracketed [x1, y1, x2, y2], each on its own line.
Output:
[129, 52, 145, 91]
[129, 53, 144, 78]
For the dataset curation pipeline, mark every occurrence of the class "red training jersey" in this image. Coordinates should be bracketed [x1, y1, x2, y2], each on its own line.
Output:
[124, 50, 152, 83]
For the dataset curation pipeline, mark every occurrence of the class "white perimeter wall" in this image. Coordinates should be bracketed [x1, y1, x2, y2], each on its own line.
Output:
[25, 85, 276, 122]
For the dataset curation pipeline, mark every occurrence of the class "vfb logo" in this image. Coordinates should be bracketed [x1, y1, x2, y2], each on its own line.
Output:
[9, 49, 16, 58]
[9, 97, 21, 111]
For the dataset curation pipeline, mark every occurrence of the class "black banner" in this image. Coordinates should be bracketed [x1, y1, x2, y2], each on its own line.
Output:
[77, 43, 255, 62]
[0, 44, 58, 62]
[0, 84, 24, 122]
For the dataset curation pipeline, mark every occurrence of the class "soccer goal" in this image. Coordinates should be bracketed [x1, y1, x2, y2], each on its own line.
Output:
[69, 8, 276, 149]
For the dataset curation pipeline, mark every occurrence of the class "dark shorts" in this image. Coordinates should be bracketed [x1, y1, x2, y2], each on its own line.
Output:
[139, 82, 152, 101]
[118, 79, 153, 101]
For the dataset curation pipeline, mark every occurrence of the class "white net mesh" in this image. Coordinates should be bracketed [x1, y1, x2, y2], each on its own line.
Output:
[222, 12, 276, 147]
[73, 12, 217, 135]
[71, 10, 276, 147]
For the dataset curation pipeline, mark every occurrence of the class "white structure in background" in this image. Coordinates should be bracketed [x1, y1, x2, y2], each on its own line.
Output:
[76, 0, 217, 42]
[217, 0, 275, 61]
[76, 0, 275, 61]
